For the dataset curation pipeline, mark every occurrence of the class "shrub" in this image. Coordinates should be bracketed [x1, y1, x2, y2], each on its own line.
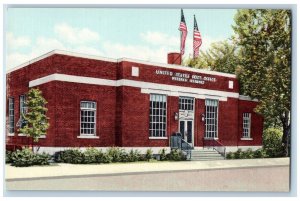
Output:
[33, 152, 51, 165]
[107, 147, 127, 162]
[127, 149, 141, 162]
[60, 149, 85, 164]
[263, 128, 284, 157]
[167, 149, 186, 161]
[226, 152, 234, 159]
[95, 151, 112, 163]
[234, 149, 243, 159]
[254, 149, 268, 158]
[84, 147, 100, 164]
[159, 148, 168, 161]
[243, 148, 254, 159]
[6, 151, 13, 163]
[145, 149, 153, 161]
[11, 148, 35, 167]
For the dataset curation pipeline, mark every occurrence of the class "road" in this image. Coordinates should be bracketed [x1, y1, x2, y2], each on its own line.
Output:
[6, 165, 289, 191]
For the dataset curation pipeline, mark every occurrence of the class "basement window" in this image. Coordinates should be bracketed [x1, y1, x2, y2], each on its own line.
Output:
[80, 101, 96, 136]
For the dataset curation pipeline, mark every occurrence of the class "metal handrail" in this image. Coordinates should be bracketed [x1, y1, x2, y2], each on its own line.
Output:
[181, 138, 193, 159]
[203, 137, 226, 158]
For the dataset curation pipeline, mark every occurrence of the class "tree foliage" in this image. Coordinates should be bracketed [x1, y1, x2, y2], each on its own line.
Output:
[184, 40, 239, 74]
[19, 88, 50, 142]
[232, 9, 291, 156]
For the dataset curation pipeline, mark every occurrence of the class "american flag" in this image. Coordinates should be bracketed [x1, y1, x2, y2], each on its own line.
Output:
[193, 15, 202, 59]
[179, 9, 187, 56]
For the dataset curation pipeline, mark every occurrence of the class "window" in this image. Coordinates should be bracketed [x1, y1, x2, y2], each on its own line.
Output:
[20, 95, 27, 120]
[149, 94, 167, 137]
[205, 99, 218, 138]
[242, 113, 251, 138]
[80, 101, 96, 135]
[8, 98, 14, 134]
[179, 97, 194, 111]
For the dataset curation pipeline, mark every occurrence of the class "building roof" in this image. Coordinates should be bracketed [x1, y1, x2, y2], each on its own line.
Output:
[6, 49, 237, 78]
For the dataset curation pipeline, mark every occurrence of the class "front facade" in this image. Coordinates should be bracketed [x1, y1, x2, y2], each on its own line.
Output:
[6, 50, 263, 154]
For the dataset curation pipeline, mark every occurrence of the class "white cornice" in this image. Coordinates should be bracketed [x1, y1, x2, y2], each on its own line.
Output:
[29, 73, 240, 99]
[239, 95, 259, 102]
[7, 49, 236, 78]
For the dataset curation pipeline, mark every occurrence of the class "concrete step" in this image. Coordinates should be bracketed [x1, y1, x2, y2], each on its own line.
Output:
[189, 149, 225, 161]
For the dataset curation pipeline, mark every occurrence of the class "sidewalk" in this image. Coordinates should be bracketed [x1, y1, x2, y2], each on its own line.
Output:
[6, 157, 289, 180]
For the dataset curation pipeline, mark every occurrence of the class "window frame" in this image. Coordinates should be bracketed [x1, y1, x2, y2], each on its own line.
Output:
[179, 96, 194, 111]
[242, 113, 252, 139]
[8, 97, 15, 135]
[149, 94, 167, 139]
[204, 99, 219, 139]
[79, 101, 97, 137]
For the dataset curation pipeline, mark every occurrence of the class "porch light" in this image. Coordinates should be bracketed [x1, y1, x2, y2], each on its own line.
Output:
[174, 112, 179, 121]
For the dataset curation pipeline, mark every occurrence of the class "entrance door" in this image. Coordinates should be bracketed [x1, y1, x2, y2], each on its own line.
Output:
[179, 120, 193, 145]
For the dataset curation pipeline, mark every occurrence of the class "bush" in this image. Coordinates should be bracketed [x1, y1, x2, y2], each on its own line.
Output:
[145, 149, 153, 161]
[234, 149, 243, 159]
[226, 152, 234, 159]
[167, 149, 186, 161]
[60, 149, 85, 164]
[254, 149, 268, 158]
[263, 128, 284, 157]
[243, 148, 254, 159]
[11, 148, 35, 167]
[95, 151, 112, 163]
[159, 148, 168, 161]
[84, 147, 100, 164]
[33, 152, 51, 165]
[127, 149, 141, 162]
[6, 151, 13, 163]
[107, 147, 127, 162]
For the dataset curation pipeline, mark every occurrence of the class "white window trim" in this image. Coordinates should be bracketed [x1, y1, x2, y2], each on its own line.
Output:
[18, 133, 27, 136]
[77, 135, 100, 139]
[204, 137, 219, 140]
[80, 101, 97, 136]
[241, 138, 253, 141]
[242, 113, 251, 138]
[204, 99, 219, 139]
[149, 137, 168, 140]
[7, 133, 15, 136]
[149, 94, 167, 138]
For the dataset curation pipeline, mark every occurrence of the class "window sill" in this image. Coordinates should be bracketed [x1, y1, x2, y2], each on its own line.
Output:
[7, 133, 15, 136]
[39, 135, 46, 138]
[149, 137, 168, 140]
[241, 138, 253, 141]
[77, 135, 99, 139]
[18, 134, 27, 136]
[204, 137, 219, 140]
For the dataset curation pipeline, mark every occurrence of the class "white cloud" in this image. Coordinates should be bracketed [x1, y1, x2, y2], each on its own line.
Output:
[140, 31, 178, 48]
[54, 23, 100, 45]
[6, 26, 227, 70]
[102, 41, 173, 63]
[6, 32, 31, 49]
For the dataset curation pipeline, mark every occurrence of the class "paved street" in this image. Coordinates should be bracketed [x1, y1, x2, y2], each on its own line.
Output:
[5, 158, 290, 191]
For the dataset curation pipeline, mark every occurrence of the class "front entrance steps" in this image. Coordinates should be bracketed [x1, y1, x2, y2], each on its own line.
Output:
[189, 148, 225, 161]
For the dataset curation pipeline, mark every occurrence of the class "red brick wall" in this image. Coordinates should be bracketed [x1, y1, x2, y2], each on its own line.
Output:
[6, 52, 263, 149]
[53, 81, 116, 147]
[120, 61, 239, 93]
[238, 100, 263, 146]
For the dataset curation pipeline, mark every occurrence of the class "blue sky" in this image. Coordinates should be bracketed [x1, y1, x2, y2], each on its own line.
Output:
[6, 8, 237, 69]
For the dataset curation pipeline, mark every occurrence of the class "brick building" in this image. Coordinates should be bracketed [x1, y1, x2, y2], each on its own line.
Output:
[6, 50, 263, 154]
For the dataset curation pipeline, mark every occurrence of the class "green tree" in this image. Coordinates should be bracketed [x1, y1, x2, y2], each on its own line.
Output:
[184, 40, 239, 74]
[232, 9, 291, 156]
[19, 88, 50, 144]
